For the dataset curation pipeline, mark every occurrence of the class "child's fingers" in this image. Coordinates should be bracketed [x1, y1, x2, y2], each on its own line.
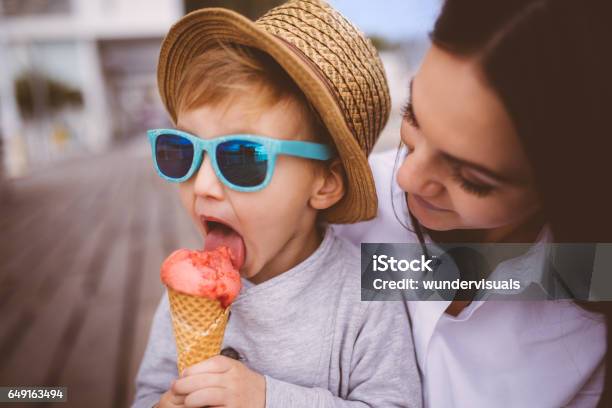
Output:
[181, 355, 234, 376]
[173, 372, 225, 395]
[184, 387, 225, 408]
[168, 392, 185, 405]
[159, 387, 186, 408]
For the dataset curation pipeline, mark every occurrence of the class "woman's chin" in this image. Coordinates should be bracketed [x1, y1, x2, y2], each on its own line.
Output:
[418, 218, 455, 231]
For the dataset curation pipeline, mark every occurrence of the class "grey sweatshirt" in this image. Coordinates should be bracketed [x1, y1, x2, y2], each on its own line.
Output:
[132, 228, 422, 408]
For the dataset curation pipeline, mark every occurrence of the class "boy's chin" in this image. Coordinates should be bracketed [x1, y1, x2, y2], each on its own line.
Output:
[239, 264, 258, 281]
[242, 270, 265, 285]
[241, 261, 281, 285]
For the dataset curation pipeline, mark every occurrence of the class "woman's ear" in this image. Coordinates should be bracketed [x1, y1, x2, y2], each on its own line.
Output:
[309, 158, 345, 210]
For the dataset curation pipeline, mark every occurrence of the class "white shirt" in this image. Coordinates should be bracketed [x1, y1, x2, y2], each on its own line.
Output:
[332, 149, 606, 408]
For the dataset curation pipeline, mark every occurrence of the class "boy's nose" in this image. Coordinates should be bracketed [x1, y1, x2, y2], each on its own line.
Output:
[193, 153, 224, 199]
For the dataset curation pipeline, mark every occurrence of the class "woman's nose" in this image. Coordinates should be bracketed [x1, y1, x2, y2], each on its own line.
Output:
[193, 153, 225, 199]
[396, 147, 444, 197]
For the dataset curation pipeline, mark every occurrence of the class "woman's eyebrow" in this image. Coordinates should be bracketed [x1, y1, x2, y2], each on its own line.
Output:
[409, 77, 415, 99]
[406, 78, 420, 129]
[441, 152, 513, 183]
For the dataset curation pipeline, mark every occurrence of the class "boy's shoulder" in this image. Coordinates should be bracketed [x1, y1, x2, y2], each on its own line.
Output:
[323, 229, 411, 332]
[324, 229, 361, 274]
[331, 232, 361, 264]
[320, 229, 367, 303]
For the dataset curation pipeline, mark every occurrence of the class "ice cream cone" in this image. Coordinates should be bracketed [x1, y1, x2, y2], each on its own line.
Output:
[167, 287, 230, 373]
[160, 246, 241, 373]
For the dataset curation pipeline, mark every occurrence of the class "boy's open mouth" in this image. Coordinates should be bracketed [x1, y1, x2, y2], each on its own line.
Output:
[201, 216, 246, 271]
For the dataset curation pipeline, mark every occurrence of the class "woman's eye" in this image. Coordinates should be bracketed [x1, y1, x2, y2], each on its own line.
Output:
[457, 177, 494, 197]
[450, 164, 495, 197]
[401, 101, 419, 128]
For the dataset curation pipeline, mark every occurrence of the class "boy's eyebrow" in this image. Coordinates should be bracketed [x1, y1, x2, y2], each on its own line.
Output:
[175, 125, 205, 138]
[175, 125, 261, 137]
[175, 125, 193, 134]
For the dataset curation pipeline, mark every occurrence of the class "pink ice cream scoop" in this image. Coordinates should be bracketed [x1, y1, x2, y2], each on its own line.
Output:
[161, 246, 241, 308]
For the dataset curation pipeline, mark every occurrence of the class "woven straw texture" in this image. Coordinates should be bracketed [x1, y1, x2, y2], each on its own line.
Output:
[257, 0, 390, 156]
[167, 287, 229, 373]
[157, 0, 390, 223]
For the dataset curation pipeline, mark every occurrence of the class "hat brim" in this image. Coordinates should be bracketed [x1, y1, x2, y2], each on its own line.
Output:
[157, 8, 378, 224]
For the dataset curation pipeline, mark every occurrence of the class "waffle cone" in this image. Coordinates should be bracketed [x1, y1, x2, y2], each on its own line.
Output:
[166, 287, 230, 373]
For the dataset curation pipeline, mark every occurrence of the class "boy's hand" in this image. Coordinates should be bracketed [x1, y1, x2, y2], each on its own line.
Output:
[157, 386, 186, 407]
[172, 355, 266, 408]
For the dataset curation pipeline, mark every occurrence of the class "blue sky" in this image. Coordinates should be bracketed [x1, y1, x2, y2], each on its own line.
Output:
[329, 0, 443, 41]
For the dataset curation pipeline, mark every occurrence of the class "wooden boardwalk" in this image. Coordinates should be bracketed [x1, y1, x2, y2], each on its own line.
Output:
[0, 139, 200, 407]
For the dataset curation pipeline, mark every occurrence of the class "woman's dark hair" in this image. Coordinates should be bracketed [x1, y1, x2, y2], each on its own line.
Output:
[431, 0, 612, 242]
[420, 0, 612, 404]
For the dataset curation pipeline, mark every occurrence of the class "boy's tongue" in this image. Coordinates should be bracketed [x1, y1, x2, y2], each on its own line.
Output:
[204, 225, 245, 270]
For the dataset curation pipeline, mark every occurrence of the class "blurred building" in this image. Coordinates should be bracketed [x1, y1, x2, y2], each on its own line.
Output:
[0, 0, 183, 178]
[0, 0, 432, 179]
[0, 0, 291, 179]
[185, 0, 283, 18]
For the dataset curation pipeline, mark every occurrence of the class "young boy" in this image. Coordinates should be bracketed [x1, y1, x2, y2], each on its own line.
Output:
[133, 1, 421, 407]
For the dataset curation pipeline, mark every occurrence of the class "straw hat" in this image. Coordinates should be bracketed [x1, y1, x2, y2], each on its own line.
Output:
[157, 0, 391, 223]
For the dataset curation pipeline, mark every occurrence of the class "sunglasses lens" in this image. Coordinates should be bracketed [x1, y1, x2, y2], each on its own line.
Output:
[216, 140, 268, 187]
[155, 134, 194, 179]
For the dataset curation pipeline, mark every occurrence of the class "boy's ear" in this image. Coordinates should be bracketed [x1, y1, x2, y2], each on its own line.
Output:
[309, 158, 345, 211]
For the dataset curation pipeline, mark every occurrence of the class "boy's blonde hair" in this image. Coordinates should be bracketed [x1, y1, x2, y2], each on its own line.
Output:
[175, 43, 333, 148]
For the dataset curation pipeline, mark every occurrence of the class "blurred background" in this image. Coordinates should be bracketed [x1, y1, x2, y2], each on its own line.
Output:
[0, 0, 441, 406]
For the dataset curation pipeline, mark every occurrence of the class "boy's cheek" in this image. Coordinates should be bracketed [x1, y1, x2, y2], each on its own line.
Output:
[177, 184, 201, 232]
[177, 183, 194, 212]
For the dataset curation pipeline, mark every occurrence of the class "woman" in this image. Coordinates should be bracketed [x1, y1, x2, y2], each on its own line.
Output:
[335, 0, 612, 406]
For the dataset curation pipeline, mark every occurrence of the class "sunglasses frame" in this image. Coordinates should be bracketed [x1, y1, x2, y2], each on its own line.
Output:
[147, 128, 333, 192]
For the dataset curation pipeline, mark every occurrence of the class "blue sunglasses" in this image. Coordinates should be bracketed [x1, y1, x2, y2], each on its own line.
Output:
[147, 129, 333, 192]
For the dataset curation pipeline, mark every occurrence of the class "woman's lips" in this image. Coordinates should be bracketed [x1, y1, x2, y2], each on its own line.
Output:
[411, 194, 450, 212]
